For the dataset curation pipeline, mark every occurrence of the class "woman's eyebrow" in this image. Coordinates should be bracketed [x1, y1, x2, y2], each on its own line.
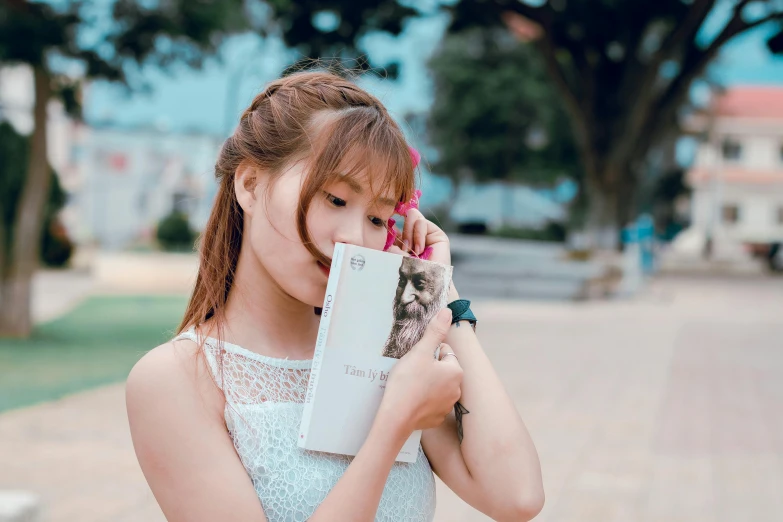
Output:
[339, 177, 397, 207]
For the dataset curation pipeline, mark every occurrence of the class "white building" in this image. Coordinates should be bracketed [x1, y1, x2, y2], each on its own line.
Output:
[687, 87, 783, 248]
[2, 65, 223, 251]
[61, 123, 223, 250]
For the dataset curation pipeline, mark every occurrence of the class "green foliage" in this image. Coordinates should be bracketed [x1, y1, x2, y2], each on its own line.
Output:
[272, 0, 417, 78]
[427, 29, 580, 187]
[109, 0, 250, 72]
[156, 210, 197, 252]
[0, 1, 81, 67]
[0, 122, 72, 268]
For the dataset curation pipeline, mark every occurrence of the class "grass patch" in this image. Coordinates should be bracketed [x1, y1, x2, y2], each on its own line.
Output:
[0, 295, 187, 413]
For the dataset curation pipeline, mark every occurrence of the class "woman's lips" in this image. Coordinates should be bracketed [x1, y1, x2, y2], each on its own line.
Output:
[318, 262, 330, 278]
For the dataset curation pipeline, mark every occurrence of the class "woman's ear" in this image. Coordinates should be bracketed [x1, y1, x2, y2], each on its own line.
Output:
[234, 162, 258, 217]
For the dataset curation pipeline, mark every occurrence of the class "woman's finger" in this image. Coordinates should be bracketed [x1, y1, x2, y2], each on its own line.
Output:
[412, 218, 427, 255]
[386, 244, 410, 257]
[402, 208, 421, 252]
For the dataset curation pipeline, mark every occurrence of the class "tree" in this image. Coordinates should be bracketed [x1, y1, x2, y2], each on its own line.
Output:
[444, 0, 783, 247]
[267, 1, 417, 77]
[0, 0, 248, 338]
[426, 28, 580, 224]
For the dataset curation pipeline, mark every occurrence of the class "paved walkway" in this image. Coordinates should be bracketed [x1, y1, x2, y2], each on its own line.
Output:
[3, 275, 783, 521]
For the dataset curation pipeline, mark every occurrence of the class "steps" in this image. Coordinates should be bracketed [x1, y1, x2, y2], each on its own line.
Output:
[449, 235, 609, 300]
[0, 491, 39, 522]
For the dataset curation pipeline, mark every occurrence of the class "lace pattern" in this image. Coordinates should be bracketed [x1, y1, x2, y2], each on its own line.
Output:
[173, 329, 436, 522]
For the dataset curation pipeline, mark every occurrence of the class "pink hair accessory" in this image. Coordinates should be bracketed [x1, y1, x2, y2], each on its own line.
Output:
[383, 146, 432, 259]
[383, 147, 433, 259]
[383, 217, 398, 251]
[394, 188, 422, 217]
[409, 146, 421, 168]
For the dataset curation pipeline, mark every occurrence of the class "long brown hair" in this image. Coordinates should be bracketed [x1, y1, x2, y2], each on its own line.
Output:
[177, 71, 416, 338]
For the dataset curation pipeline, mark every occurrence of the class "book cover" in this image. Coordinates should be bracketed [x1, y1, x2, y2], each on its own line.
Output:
[298, 243, 454, 463]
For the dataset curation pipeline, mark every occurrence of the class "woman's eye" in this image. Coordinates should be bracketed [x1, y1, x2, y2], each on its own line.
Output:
[326, 193, 346, 207]
[370, 217, 385, 228]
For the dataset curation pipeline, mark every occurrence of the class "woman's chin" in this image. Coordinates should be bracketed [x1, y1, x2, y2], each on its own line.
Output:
[296, 283, 329, 310]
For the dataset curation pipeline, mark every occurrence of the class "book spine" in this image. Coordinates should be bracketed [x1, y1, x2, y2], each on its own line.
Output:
[298, 242, 346, 447]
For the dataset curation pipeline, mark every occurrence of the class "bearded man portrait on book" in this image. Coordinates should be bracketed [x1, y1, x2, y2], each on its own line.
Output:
[382, 256, 449, 359]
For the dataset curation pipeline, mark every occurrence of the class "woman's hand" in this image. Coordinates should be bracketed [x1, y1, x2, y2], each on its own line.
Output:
[387, 208, 451, 266]
[377, 308, 463, 433]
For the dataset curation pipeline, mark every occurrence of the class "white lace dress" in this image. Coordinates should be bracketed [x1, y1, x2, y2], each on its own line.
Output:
[173, 329, 436, 522]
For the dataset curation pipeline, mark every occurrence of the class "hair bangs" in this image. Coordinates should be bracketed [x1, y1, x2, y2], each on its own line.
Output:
[306, 107, 416, 209]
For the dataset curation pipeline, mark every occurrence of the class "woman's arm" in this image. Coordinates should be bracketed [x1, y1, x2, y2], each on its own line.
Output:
[308, 405, 414, 520]
[421, 284, 544, 522]
[126, 342, 269, 522]
[127, 310, 459, 522]
[396, 209, 544, 521]
[312, 308, 460, 521]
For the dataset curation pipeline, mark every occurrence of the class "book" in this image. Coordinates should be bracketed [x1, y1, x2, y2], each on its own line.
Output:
[298, 243, 454, 463]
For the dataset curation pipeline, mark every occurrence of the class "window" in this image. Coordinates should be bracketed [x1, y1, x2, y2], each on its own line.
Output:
[722, 204, 740, 224]
[721, 139, 742, 161]
[137, 192, 148, 214]
[70, 144, 84, 162]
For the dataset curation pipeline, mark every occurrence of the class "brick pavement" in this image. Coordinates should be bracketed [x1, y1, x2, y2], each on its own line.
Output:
[2, 275, 782, 521]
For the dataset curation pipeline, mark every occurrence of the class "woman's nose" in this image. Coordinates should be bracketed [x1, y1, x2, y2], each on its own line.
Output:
[333, 218, 365, 247]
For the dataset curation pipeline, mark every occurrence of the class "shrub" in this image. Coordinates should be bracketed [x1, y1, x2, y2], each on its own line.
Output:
[41, 217, 74, 267]
[490, 221, 567, 243]
[156, 211, 197, 252]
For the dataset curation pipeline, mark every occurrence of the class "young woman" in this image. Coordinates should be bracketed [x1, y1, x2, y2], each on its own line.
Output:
[126, 71, 543, 522]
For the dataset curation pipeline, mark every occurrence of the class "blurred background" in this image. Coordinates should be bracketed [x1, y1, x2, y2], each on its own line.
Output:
[1, 0, 783, 521]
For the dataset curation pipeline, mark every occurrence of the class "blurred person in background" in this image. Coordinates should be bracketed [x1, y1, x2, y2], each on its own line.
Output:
[125, 70, 543, 522]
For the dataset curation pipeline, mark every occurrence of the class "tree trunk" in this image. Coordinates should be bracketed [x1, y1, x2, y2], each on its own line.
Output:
[584, 180, 621, 251]
[576, 154, 641, 252]
[615, 163, 639, 232]
[0, 66, 51, 338]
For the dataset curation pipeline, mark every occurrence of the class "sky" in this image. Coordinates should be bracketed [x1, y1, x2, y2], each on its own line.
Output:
[85, 8, 783, 139]
[85, 13, 451, 140]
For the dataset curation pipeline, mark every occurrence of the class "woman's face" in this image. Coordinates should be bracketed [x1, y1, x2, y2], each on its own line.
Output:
[237, 160, 398, 308]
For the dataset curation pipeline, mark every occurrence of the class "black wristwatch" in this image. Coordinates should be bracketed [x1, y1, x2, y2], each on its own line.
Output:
[447, 299, 477, 331]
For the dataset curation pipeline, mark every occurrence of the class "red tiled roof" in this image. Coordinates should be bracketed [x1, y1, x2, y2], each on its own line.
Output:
[714, 87, 783, 119]
[688, 167, 783, 185]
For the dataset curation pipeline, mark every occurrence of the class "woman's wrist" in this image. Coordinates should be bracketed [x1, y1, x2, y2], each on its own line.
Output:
[374, 400, 415, 447]
[448, 282, 460, 302]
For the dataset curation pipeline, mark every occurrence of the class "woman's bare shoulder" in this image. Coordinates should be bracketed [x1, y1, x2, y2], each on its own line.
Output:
[126, 337, 223, 424]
